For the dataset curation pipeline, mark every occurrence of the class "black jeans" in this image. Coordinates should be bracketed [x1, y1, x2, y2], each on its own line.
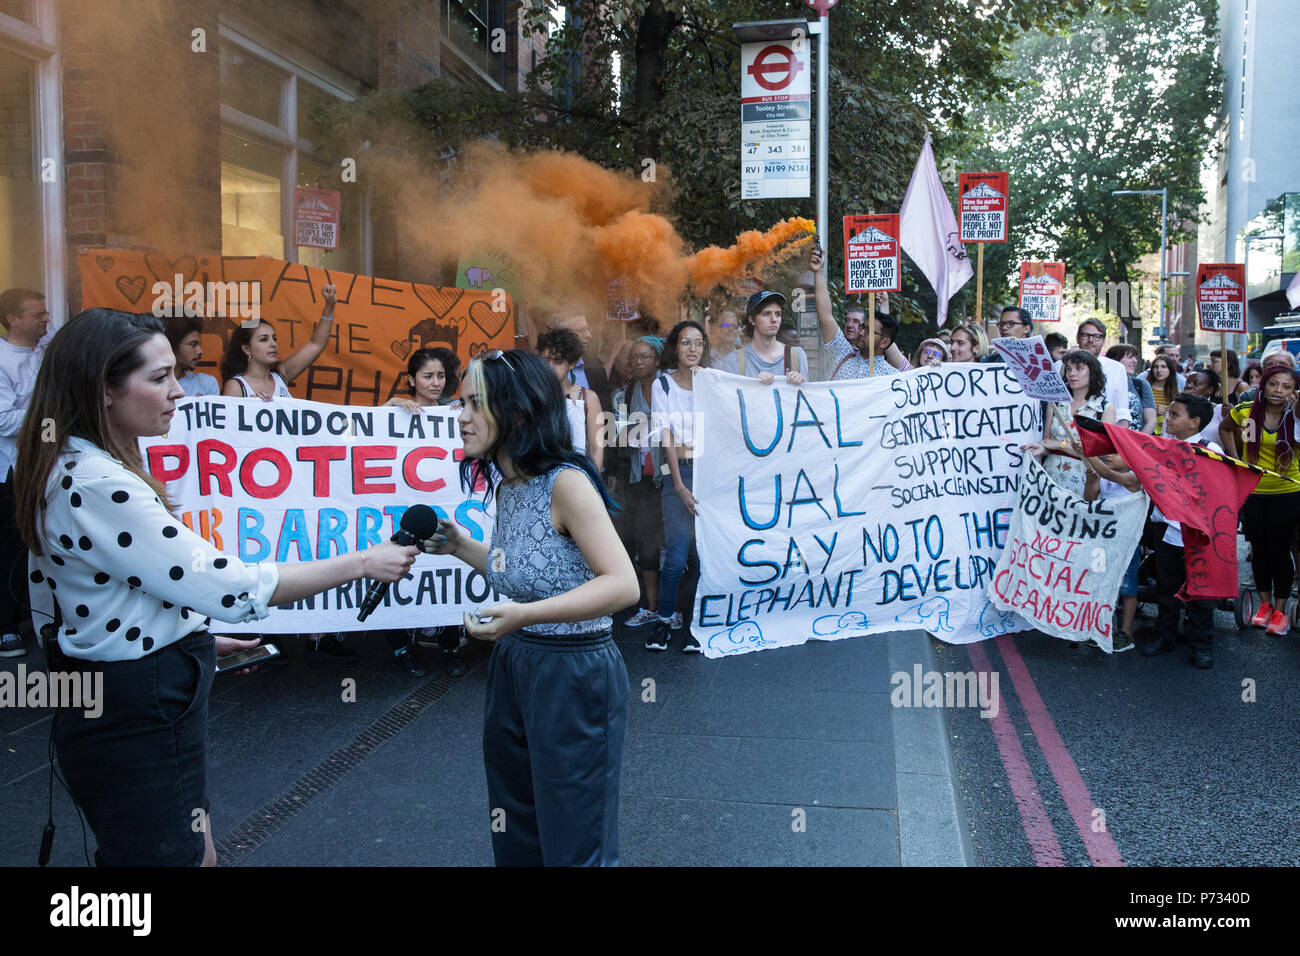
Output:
[49, 630, 215, 866]
[1153, 540, 1214, 650]
[0, 467, 30, 631]
[1240, 491, 1300, 602]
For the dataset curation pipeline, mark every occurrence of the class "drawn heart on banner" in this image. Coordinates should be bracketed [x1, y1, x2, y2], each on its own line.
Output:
[95, 255, 114, 273]
[468, 300, 508, 340]
[391, 340, 413, 361]
[144, 253, 198, 286]
[412, 283, 462, 319]
[115, 275, 146, 304]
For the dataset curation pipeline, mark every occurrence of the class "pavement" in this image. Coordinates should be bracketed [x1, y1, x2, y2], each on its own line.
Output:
[0, 614, 971, 867]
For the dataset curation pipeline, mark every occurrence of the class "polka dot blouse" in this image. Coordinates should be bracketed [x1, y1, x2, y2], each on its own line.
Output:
[28, 436, 280, 661]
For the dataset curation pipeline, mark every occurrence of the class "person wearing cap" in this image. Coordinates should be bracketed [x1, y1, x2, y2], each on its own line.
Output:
[719, 291, 808, 384]
[810, 246, 910, 378]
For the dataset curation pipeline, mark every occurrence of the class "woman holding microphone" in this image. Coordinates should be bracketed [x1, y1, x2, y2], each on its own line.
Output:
[427, 349, 639, 866]
[15, 309, 417, 867]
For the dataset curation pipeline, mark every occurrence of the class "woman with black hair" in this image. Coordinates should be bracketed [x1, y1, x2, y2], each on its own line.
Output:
[537, 327, 605, 472]
[14, 309, 417, 866]
[382, 346, 466, 677]
[219, 284, 336, 401]
[1222, 364, 1300, 635]
[646, 320, 709, 652]
[426, 349, 638, 866]
[1022, 348, 1115, 496]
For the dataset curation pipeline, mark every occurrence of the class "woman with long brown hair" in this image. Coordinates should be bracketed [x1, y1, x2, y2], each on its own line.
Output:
[15, 309, 416, 866]
[1148, 354, 1180, 435]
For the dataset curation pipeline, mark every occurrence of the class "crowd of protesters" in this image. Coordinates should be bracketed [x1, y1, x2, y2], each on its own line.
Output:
[3, 267, 1297, 677]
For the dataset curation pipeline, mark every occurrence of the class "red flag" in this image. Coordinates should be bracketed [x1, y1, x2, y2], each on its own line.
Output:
[1075, 419, 1260, 599]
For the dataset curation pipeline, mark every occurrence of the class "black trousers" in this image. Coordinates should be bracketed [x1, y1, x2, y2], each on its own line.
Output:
[0, 467, 30, 631]
[1153, 539, 1214, 650]
[1240, 491, 1300, 602]
[482, 630, 627, 866]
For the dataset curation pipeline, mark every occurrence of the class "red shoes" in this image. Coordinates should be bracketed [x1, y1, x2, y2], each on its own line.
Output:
[1250, 602, 1273, 628]
[1266, 608, 1291, 637]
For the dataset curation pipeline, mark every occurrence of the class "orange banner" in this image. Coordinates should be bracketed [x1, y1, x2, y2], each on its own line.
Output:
[78, 250, 515, 405]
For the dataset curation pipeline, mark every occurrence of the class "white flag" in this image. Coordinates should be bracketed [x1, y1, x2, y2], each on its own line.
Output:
[900, 132, 973, 326]
[1288, 269, 1300, 310]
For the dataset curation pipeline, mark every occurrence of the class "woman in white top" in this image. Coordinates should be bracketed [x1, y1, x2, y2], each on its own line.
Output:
[219, 283, 337, 400]
[14, 309, 417, 867]
[645, 320, 707, 654]
[537, 327, 604, 472]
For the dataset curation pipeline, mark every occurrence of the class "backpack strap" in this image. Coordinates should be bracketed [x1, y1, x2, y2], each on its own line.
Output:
[831, 353, 854, 380]
[658, 373, 670, 396]
[738, 347, 746, 377]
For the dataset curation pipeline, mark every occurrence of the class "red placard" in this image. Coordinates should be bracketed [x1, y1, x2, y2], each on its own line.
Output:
[1196, 263, 1247, 333]
[293, 187, 341, 250]
[1018, 261, 1066, 323]
[842, 214, 900, 293]
[958, 172, 1009, 243]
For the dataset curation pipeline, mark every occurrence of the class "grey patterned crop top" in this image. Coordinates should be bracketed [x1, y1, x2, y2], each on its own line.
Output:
[483, 464, 611, 635]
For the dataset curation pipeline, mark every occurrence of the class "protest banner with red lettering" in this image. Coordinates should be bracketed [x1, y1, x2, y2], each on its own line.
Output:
[988, 456, 1147, 651]
[1019, 261, 1066, 323]
[957, 172, 1009, 243]
[1196, 263, 1247, 333]
[991, 335, 1071, 402]
[1075, 418, 1260, 599]
[139, 396, 497, 632]
[843, 214, 901, 293]
[691, 365, 1041, 657]
[293, 187, 342, 250]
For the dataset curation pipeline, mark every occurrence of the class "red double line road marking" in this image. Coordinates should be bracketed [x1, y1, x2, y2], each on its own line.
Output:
[966, 642, 1065, 866]
[995, 635, 1125, 867]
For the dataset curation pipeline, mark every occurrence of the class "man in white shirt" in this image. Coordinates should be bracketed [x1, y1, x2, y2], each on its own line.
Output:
[1058, 318, 1131, 426]
[0, 288, 50, 656]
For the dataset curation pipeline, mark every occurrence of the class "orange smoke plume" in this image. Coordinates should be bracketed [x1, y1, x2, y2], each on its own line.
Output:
[387, 143, 815, 320]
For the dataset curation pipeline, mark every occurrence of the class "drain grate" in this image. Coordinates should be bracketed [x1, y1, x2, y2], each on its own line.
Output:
[215, 666, 472, 866]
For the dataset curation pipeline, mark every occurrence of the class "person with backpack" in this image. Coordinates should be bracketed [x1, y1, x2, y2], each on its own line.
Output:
[719, 292, 808, 384]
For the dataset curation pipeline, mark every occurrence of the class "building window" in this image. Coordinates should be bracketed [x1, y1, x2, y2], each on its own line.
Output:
[445, 0, 507, 87]
[0, 0, 62, 324]
[217, 27, 367, 275]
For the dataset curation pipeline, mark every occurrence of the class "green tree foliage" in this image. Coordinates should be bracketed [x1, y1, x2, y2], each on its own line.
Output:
[957, 0, 1222, 336]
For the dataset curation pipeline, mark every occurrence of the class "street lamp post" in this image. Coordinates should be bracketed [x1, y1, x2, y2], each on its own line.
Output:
[1112, 188, 1167, 346]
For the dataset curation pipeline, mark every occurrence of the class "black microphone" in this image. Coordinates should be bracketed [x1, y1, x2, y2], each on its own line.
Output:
[356, 504, 438, 622]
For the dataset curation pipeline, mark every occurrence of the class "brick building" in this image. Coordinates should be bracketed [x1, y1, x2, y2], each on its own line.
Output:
[0, 0, 544, 324]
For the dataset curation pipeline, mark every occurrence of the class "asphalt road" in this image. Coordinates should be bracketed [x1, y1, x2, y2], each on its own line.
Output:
[935, 602, 1300, 866]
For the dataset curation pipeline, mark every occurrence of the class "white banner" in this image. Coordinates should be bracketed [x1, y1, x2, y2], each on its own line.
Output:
[139, 396, 497, 633]
[991, 335, 1071, 402]
[988, 457, 1147, 652]
[691, 366, 1039, 657]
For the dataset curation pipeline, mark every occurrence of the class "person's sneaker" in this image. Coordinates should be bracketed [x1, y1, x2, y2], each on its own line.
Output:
[644, 620, 670, 652]
[444, 649, 466, 677]
[1250, 602, 1274, 628]
[305, 633, 358, 663]
[1112, 631, 1135, 653]
[393, 645, 426, 678]
[1189, 646, 1213, 669]
[0, 633, 26, 658]
[681, 632, 701, 654]
[624, 608, 658, 628]
[669, 612, 683, 631]
[1266, 608, 1290, 636]
[1139, 633, 1177, 657]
